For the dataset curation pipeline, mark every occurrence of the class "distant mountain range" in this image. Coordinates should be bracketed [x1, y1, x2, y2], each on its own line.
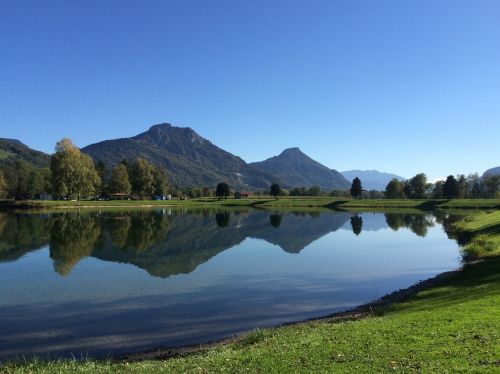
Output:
[341, 170, 405, 191]
[0, 138, 50, 168]
[250, 147, 350, 190]
[1, 123, 414, 191]
[482, 166, 500, 178]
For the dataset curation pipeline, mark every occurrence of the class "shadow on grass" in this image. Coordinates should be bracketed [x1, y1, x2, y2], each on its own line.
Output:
[325, 200, 349, 210]
[381, 256, 500, 315]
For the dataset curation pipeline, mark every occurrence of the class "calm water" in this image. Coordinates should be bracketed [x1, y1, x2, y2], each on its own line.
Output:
[0, 208, 463, 360]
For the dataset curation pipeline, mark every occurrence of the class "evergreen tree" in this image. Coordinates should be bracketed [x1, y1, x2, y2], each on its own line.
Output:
[350, 177, 362, 198]
[350, 214, 363, 235]
[442, 175, 458, 199]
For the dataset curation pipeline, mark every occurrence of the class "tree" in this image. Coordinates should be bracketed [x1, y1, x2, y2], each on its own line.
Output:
[466, 173, 480, 198]
[456, 174, 467, 199]
[408, 173, 428, 199]
[108, 164, 132, 194]
[483, 175, 500, 198]
[385, 178, 405, 199]
[51, 138, 100, 199]
[306, 185, 321, 196]
[290, 187, 306, 196]
[152, 165, 169, 196]
[0, 170, 7, 198]
[350, 177, 362, 198]
[270, 183, 281, 200]
[432, 181, 444, 198]
[129, 158, 154, 199]
[442, 175, 458, 199]
[201, 186, 213, 197]
[215, 182, 230, 200]
[95, 160, 107, 195]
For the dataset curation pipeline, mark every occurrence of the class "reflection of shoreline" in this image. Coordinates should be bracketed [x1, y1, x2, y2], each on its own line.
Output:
[0, 210, 449, 277]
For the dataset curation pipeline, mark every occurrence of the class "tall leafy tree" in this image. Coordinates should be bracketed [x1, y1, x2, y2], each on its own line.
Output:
[215, 182, 230, 200]
[385, 178, 405, 199]
[350, 177, 362, 198]
[152, 165, 169, 196]
[408, 173, 428, 199]
[442, 175, 458, 199]
[456, 174, 467, 199]
[108, 164, 132, 194]
[51, 138, 101, 199]
[129, 158, 154, 199]
[270, 183, 281, 200]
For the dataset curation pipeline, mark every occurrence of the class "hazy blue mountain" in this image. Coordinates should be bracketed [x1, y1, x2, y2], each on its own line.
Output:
[250, 147, 350, 190]
[0, 138, 50, 168]
[482, 166, 500, 178]
[341, 170, 405, 191]
[82, 123, 277, 190]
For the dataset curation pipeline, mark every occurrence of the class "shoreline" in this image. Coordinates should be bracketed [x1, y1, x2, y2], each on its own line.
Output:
[114, 265, 463, 362]
[1, 197, 499, 211]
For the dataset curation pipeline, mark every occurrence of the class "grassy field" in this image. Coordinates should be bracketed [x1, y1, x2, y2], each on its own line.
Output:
[2, 197, 500, 210]
[2, 211, 500, 373]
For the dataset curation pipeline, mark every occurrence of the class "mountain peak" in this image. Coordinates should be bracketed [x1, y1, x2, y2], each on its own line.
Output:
[0, 138, 25, 147]
[282, 147, 301, 153]
[251, 148, 350, 190]
[148, 123, 173, 132]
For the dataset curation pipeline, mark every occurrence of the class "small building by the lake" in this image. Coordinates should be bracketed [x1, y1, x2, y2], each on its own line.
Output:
[234, 191, 250, 200]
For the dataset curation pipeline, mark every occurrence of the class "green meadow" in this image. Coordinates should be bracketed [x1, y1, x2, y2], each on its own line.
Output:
[2, 197, 500, 210]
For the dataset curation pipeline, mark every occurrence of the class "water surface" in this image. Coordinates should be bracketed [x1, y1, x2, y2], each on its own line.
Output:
[0, 209, 462, 359]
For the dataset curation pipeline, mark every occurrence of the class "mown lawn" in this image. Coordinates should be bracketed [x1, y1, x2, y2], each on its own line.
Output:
[2, 211, 500, 373]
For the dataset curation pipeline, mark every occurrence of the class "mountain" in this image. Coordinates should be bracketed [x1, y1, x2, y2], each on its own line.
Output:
[82, 123, 276, 190]
[0, 138, 50, 168]
[250, 147, 350, 190]
[341, 170, 405, 191]
[482, 166, 500, 178]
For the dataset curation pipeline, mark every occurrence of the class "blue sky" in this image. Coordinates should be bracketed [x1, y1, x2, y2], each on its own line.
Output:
[1, 0, 499, 180]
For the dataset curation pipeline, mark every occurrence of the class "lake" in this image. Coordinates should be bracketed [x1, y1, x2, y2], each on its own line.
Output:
[0, 208, 463, 360]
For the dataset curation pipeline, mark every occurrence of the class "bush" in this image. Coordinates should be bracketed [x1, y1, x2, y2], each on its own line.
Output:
[463, 235, 497, 260]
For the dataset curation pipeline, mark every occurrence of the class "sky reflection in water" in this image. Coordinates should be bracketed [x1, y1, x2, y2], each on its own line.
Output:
[0, 209, 462, 359]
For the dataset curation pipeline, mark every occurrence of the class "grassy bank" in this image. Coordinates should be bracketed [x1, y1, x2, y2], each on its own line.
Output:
[2, 197, 500, 210]
[2, 211, 500, 373]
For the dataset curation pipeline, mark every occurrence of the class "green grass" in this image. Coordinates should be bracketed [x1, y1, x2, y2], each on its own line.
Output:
[2, 210, 500, 373]
[2, 197, 500, 210]
[451, 211, 500, 259]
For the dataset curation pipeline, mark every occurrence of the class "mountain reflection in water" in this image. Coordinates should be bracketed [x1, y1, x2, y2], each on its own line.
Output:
[0, 208, 462, 359]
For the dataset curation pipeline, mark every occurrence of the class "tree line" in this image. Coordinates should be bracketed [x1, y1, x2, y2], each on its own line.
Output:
[383, 173, 499, 199]
[0, 138, 169, 200]
[1, 141, 498, 200]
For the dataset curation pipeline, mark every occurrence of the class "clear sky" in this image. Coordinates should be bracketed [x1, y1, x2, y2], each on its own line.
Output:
[1, 0, 499, 180]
